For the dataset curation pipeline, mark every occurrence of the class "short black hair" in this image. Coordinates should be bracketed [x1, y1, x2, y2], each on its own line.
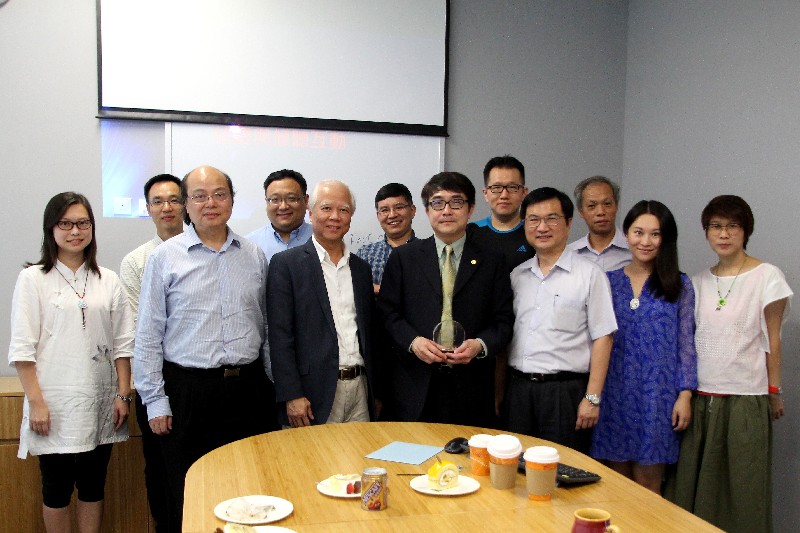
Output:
[520, 187, 574, 220]
[374, 183, 413, 208]
[263, 169, 307, 195]
[143, 174, 181, 201]
[700, 194, 755, 249]
[482, 155, 525, 185]
[421, 172, 476, 206]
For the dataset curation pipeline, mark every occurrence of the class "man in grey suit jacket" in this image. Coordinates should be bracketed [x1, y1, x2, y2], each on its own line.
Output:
[268, 180, 376, 427]
[378, 172, 514, 428]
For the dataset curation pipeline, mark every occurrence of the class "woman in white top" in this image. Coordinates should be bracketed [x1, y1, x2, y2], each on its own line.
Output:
[665, 195, 792, 533]
[8, 192, 134, 533]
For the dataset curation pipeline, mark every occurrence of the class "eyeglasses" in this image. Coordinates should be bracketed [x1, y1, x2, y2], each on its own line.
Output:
[148, 198, 183, 208]
[526, 215, 564, 227]
[706, 222, 743, 234]
[377, 203, 410, 216]
[428, 198, 467, 211]
[189, 191, 231, 204]
[486, 184, 524, 194]
[56, 219, 92, 231]
[267, 195, 303, 206]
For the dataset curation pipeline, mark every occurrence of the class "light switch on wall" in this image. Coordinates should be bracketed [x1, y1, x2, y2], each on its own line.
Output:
[113, 197, 131, 215]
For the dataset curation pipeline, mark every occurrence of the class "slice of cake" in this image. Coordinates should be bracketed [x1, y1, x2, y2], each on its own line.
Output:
[427, 460, 459, 490]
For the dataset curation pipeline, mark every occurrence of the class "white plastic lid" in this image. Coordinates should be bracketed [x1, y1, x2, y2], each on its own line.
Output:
[468, 434, 493, 447]
[486, 434, 523, 459]
[523, 446, 560, 463]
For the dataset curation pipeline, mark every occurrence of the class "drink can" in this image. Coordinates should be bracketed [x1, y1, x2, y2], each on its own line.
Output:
[361, 467, 388, 511]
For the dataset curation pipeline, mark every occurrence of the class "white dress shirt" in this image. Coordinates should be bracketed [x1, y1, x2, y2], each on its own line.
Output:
[311, 236, 364, 368]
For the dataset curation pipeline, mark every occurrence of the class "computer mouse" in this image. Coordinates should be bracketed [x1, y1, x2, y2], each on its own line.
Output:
[444, 436, 469, 454]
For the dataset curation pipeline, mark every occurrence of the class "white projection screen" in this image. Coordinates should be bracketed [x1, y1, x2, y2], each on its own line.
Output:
[97, 0, 449, 136]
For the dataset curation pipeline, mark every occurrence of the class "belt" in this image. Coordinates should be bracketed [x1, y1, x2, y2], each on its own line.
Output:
[338, 365, 365, 381]
[164, 359, 259, 379]
[509, 367, 587, 382]
[697, 391, 731, 397]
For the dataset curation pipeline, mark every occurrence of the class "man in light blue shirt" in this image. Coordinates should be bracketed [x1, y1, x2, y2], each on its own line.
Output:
[133, 165, 277, 533]
[567, 175, 631, 271]
[246, 169, 312, 261]
[508, 187, 616, 454]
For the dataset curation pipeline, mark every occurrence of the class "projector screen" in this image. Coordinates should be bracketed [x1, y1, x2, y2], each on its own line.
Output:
[97, 0, 449, 136]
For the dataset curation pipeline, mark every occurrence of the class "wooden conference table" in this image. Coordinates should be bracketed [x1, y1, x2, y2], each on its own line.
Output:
[183, 422, 722, 532]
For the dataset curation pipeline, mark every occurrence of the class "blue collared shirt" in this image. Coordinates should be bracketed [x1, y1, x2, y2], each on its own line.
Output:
[355, 231, 416, 285]
[246, 222, 312, 262]
[133, 225, 269, 420]
[567, 228, 632, 272]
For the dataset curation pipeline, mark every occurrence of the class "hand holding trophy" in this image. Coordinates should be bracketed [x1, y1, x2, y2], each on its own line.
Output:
[433, 320, 465, 367]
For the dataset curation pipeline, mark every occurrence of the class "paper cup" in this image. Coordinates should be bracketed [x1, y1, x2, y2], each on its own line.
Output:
[523, 446, 559, 501]
[468, 433, 492, 476]
[487, 434, 522, 489]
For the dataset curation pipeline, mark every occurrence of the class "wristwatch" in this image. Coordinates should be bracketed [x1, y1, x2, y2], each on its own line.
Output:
[584, 393, 601, 407]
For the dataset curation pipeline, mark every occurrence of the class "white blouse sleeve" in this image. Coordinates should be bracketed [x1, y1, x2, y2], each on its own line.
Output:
[8, 267, 42, 365]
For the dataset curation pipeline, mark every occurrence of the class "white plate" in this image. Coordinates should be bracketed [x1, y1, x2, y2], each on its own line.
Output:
[214, 495, 293, 525]
[409, 474, 480, 496]
[317, 477, 362, 499]
[224, 525, 297, 533]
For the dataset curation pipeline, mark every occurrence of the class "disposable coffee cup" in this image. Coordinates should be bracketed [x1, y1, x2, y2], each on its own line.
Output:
[523, 446, 559, 501]
[468, 434, 492, 476]
[487, 434, 522, 489]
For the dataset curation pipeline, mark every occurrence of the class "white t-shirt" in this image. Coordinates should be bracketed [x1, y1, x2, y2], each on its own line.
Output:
[693, 263, 792, 395]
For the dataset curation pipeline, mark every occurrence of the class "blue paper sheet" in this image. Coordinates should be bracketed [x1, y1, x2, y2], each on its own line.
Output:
[365, 441, 444, 465]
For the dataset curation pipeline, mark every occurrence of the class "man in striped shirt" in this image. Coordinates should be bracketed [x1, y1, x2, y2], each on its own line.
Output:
[133, 166, 277, 532]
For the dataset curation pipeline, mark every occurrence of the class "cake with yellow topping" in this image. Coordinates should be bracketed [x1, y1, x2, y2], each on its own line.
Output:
[427, 460, 459, 490]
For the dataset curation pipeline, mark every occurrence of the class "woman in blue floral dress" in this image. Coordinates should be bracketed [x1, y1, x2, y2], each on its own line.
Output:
[590, 200, 697, 493]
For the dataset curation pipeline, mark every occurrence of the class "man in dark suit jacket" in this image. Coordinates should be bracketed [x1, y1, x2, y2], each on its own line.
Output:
[268, 180, 376, 427]
[378, 172, 514, 428]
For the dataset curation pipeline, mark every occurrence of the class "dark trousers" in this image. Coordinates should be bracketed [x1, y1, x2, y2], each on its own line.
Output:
[506, 371, 592, 453]
[160, 359, 278, 533]
[135, 392, 173, 533]
[419, 361, 494, 428]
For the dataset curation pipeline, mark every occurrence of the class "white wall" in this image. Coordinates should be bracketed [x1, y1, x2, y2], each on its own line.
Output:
[623, 2, 800, 530]
[0, 0, 158, 370]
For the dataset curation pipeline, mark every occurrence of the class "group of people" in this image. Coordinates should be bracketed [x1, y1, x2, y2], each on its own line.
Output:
[8, 157, 791, 533]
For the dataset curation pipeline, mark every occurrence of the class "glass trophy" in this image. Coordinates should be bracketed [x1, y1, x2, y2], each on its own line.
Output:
[433, 320, 466, 356]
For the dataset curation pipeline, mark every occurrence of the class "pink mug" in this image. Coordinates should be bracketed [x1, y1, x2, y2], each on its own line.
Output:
[572, 508, 621, 533]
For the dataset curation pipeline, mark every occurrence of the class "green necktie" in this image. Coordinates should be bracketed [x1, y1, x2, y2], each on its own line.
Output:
[440, 245, 455, 346]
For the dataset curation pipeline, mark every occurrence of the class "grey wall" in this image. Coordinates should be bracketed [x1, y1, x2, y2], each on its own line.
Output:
[2, 0, 795, 529]
[623, 2, 799, 530]
[446, 0, 628, 222]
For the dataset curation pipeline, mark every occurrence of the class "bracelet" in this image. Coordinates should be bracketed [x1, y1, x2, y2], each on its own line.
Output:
[115, 393, 132, 403]
[768, 385, 782, 395]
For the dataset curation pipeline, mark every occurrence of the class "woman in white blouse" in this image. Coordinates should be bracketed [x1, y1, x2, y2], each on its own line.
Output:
[666, 195, 792, 533]
[8, 192, 134, 533]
